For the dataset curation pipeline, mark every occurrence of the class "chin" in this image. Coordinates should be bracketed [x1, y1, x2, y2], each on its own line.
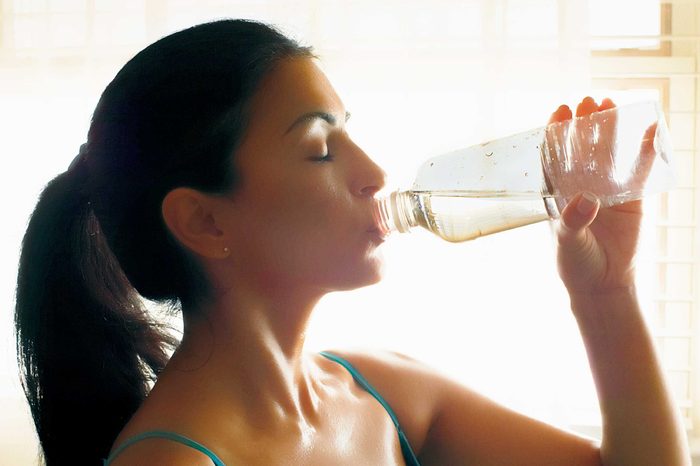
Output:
[328, 261, 384, 292]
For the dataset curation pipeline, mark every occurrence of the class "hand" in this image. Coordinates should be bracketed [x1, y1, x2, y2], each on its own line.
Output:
[544, 97, 658, 210]
[550, 97, 649, 295]
[543, 97, 617, 209]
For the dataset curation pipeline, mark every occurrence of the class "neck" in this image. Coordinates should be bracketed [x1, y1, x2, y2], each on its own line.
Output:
[161, 284, 326, 429]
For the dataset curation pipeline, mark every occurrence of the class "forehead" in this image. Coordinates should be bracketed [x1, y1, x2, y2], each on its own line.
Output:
[246, 57, 344, 134]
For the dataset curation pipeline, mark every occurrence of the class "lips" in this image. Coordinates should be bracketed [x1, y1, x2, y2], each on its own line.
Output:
[366, 224, 387, 243]
[366, 217, 383, 234]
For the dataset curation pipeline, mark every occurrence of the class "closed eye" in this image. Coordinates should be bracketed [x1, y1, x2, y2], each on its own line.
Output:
[311, 153, 334, 162]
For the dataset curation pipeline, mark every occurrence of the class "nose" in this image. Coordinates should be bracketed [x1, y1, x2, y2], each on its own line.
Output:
[352, 147, 387, 198]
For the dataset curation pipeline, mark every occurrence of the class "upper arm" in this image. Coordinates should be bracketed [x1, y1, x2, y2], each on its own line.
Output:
[332, 349, 602, 466]
[107, 437, 216, 466]
[421, 379, 603, 465]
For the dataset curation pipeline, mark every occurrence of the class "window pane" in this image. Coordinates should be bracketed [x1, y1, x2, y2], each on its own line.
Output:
[589, 0, 661, 50]
[12, 0, 47, 14]
[49, 13, 87, 48]
[48, 0, 87, 12]
[94, 12, 146, 45]
[668, 370, 691, 400]
[667, 190, 695, 225]
[95, 0, 145, 11]
[12, 16, 48, 49]
[506, 0, 558, 49]
[664, 302, 692, 331]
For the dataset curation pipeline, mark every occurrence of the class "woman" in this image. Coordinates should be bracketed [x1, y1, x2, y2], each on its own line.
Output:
[15, 19, 689, 465]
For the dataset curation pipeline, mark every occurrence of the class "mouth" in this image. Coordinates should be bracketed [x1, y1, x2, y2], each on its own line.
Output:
[366, 225, 387, 242]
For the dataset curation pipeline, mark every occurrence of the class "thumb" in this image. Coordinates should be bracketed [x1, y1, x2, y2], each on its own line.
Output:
[558, 192, 600, 246]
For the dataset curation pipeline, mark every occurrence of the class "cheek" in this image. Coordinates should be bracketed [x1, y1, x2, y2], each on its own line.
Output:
[273, 183, 350, 251]
[248, 170, 331, 217]
[234, 175, 352, 260]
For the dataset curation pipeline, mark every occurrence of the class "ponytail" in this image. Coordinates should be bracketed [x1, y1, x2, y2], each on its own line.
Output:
[15, 168, 175, 465]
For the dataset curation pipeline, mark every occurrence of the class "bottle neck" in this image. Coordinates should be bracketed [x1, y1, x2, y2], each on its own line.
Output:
[374, 191, 418, 236]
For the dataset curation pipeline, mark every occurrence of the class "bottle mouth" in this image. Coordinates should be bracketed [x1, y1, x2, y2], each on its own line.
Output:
[373, 191, 414, 237]
[373, 197, 394, 237]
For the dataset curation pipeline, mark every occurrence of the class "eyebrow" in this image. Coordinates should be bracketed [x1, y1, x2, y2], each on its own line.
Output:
[284, 110, 351, 135]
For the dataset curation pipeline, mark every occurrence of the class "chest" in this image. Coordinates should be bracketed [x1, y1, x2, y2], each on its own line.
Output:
[222, 396, 407, 465]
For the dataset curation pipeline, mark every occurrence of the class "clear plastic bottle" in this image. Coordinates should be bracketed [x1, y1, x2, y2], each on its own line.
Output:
[374, 101, 675, 242]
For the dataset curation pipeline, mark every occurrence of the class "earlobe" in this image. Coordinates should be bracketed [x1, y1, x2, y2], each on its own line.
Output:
[161, 188, 230, 259]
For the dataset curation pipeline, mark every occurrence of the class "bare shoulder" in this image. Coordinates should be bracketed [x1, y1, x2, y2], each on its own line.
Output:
[321, 349, 450, 453]
[107, 435, 217, 466]
[322, 348, 446, 390]
[322, 349, 601, 465]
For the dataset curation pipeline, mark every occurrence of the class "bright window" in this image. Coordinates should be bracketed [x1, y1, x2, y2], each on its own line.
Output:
[589, 0, 663, 51]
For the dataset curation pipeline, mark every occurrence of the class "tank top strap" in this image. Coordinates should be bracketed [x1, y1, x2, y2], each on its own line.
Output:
[319, 351, 421, 466]
[103, 430, 225, 466]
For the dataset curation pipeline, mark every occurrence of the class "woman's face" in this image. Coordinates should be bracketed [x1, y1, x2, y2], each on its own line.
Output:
[219, 57, 387, 295]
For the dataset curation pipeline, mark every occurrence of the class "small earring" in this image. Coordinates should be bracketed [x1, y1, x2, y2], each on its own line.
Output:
[223, 247, 230, 254]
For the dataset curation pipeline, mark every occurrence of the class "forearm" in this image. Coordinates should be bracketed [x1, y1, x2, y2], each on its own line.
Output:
[569, 286, 690, 466]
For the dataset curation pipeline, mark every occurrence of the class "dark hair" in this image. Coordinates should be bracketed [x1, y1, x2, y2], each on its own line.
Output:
[15, 19, 313, 465]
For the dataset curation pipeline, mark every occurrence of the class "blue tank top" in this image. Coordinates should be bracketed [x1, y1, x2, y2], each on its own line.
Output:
[103, 352, 421, 466]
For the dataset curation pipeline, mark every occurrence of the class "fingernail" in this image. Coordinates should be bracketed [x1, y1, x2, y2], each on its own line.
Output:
[577, 192, 598, 215]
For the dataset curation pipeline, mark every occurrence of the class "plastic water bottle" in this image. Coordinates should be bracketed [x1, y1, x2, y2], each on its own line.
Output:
[374, 101, 675, 242]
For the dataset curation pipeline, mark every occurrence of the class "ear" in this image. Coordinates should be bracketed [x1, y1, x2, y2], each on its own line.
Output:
[161, 187, 230, 259]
